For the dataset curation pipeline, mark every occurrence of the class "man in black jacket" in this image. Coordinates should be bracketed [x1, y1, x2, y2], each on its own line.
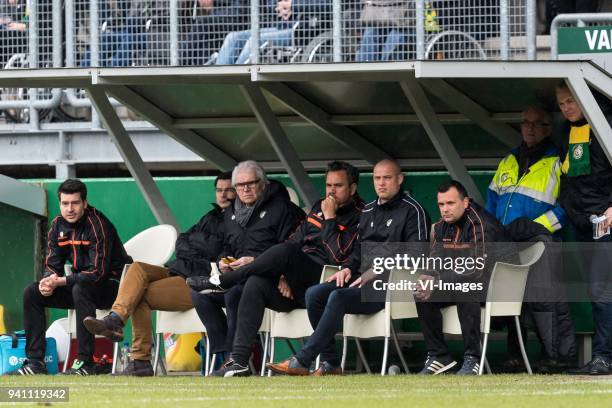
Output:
[81, 172, 235, 376]
[187, 160, 307, 376]
[12, 179, 132, 376]
[267, 159, 431, 376]
[556, 82, 612, 375]
[194, 161, 364, 377]
[416, 180, 511, 376]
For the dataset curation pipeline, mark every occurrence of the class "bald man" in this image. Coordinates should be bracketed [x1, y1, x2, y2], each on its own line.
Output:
[267, 159, 431, 376]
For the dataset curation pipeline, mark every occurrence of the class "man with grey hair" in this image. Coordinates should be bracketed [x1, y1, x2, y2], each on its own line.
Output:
[189, 160, 305, 371]
[486, 106, 576, 373]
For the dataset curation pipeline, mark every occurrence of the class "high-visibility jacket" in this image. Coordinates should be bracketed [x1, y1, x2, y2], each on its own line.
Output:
[486, 143, 567, 233]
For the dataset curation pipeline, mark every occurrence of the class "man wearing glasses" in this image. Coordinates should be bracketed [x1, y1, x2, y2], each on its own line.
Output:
[82, 172, 236, 376]
[188, 160, 306, 374]
[485, 106, 576, 373]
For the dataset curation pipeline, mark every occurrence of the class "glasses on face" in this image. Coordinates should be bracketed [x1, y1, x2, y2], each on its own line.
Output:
[234, 179, 261, 191]
[215, 188, 235, 194]
[521, 121, 551, 129]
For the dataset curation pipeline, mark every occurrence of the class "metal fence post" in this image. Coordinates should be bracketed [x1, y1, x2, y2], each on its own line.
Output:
[332, 0, 341, 62]
[90, 0, 99, 67]
[526, 0, 536, 60]
[416, 0, 425, 60]
[65, 0, 74, 67]
[250, 0, 260, 64]
[28, 0, 39, 130]
[500, 0, 509, 60]
[170, 0, 179, 66]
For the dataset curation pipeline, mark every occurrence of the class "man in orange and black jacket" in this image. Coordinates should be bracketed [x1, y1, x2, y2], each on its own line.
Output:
[14, 179, 131, 376]
[416, 180, 512, 376]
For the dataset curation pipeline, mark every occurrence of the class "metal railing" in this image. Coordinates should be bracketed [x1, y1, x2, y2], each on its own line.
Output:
[551, 12, 612, 59]
[0, 0, 538, 124]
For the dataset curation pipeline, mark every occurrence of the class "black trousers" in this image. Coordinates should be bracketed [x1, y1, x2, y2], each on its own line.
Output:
[219, 242, 323, 304]
[190, 284, 243, 354]
[23, 279, 118, 362]
[417, 300, 483, 358]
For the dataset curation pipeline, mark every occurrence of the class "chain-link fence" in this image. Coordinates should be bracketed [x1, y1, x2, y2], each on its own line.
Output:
[0, 0, 61, 123]
[0, 0, 537, 123]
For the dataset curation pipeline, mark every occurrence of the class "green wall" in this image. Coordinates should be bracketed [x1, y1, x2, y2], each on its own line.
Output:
[0, 202, 44, 331]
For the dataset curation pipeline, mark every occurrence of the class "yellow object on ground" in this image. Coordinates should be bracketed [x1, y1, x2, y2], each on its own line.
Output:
[0, 305, 6, 333]
[163, 332, 202, 372]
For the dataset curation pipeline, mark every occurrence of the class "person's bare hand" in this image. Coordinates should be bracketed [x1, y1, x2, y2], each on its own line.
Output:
[230, 256, 254, 269]
[198, 0, 214, 11]
[219, 260, 232, 273]
[414, 274, 434, 301]
[349, 268, 376, 288]
[277, 276, 293, 299]
[39, 275, 55, 296]
[321, 195, 338, 220]
[603, 207, 612, 229]
[275, 0, 292, 20]
[325, 268, 351, 287]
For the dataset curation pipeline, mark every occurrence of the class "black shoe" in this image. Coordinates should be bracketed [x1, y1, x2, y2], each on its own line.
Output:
[456, 355, 481, 375]
[61, 359, 110, 376]
[7, 359, 47, 376]
[418, 353, 457, 375]
[211, 359, 251, 377]
[115, 360, 154, 377]
[83, 313, 124, 342]
[186, 276, 226, 294]
[567, 357, 610, 375]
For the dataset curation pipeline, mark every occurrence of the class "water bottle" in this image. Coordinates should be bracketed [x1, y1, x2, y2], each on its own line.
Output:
[388, 364, 401, 375]
[120, 342, 130, 373]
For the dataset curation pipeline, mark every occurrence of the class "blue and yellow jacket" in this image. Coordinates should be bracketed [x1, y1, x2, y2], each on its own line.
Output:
[486, 140, 567, 233]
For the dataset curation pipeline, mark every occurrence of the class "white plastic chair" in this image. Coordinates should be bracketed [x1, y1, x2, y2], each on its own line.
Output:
[64, 224, 177, 373]
[441, 242, 545, 375]
[341, 267, 419, 375]
[266, 265, 340, 375]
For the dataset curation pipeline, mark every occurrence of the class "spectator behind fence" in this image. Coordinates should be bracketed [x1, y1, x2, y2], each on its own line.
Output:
[82, 173, 235, 376]
[214, 0, 297, 64]
[546, 1, 599, 34]
[8, 179, 132, 376]
[0, 0, 27, 68]
[356, 0, 415, 61]
[79, 0, 148, 67]
[486, 106, 576, 373]
[180, 0, 250, 65]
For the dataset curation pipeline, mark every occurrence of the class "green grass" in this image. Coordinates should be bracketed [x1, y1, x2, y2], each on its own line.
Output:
[1, 375, 610, 407]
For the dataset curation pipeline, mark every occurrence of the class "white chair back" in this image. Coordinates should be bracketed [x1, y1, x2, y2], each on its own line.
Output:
[387, 268, 418, 320]
[124, 224, 177, 265]
[483, 242, 545, 331]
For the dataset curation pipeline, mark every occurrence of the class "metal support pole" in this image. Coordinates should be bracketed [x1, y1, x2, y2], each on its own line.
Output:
[332, 0, 341, 62]
[65, 0, 74, 67]
[90, 0, 101, 129]
[28, 0, 39, 131]
[56, 131, 76, 179]
[240, 84, 319, 208]
[415, 0, 425, 60]
[526, 0, 536, 60]
[86, 87, 179, 229]
[500, 0, 509, 60]
[250, 0, 260, 64]
[400, 78, 484, 204]
[170, 0, 179, 66]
